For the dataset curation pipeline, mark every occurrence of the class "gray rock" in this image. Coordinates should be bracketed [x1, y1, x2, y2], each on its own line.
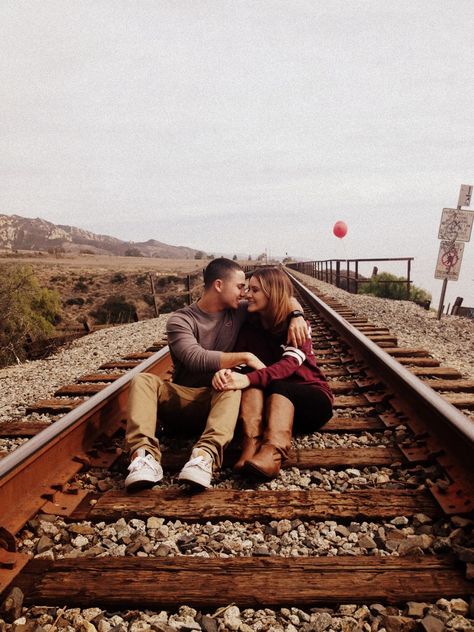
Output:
[198, 615, 218, 632]
[420, 615, 445, 632]
[382, 614, 418, 631]
[445, 615, 473, 630]
[308, 611, 333, 631]
[0, 586, 24, 623]
[156, 544, 171, 556]
[36, 535, 54, 554]
[406, 602, 429, 617]
[358, 535, 377, 549]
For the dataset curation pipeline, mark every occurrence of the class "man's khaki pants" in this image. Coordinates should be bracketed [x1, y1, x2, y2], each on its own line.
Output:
[126, 373, 241, 469]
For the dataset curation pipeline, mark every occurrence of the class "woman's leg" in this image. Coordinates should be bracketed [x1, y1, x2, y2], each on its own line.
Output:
[233, 387, 265, 472]
[244, 392, 294, 479]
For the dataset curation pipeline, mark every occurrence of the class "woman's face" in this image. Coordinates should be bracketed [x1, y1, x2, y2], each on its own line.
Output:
[246, 275, 269, 313]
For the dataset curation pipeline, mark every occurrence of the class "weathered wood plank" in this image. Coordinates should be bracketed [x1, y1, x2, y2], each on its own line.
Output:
[384, 348, 432, 357]
[54, 384, 105, 396]
[396, 358, 440, 367]
[77, 373, 124, 383]
[82, 489, 440, 522]
[423, 379, 474, 392]
[408, 367, 462, 379]
[17, 556, 471, 608]
[124, 352, 154, 360]
[443, 394, 474, 410]
[0, 421, 50, 437]
[332, 395, 370, 408]
[326, 381, 357, 394]
[99, 361, 140, 369]
[322, 416, 384, 431]
[162, 446, 404, 471]
[25, 399, 85, 414]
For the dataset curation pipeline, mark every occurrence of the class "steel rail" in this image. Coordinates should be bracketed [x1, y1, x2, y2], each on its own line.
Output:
[286, 270, 474, 469]
[0, 346, 171, 534]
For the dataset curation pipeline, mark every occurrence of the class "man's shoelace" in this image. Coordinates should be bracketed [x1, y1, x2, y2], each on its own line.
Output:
[185, 456, 212, 471]
[128, 454, 161, 474]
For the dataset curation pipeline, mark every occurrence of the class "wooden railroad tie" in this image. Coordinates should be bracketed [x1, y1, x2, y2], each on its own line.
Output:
[71, 488, 440, 523]
[14, 556, 472, 608]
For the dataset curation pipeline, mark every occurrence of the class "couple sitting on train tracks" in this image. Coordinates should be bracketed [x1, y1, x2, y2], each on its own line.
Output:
[124, 258, 334, 492]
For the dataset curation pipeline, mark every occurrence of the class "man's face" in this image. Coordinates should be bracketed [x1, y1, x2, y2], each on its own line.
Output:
[218, 270, 247, 309]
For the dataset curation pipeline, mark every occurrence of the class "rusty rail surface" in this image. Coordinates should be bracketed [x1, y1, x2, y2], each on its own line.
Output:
[0, 347, 172, 535]
[286, 271, 474, 467]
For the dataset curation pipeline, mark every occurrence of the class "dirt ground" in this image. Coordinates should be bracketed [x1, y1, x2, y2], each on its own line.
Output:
[0, 253, 215, 329]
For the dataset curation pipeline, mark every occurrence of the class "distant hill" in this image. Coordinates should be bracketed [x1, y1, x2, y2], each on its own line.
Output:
[0, 214, 200, 258]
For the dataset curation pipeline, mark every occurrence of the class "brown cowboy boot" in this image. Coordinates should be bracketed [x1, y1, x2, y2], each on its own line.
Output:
[233, 388, 265, 472]
[244, 393, 294, 479]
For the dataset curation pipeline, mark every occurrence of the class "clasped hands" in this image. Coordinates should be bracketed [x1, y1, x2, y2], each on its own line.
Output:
[212, 352, 265, 391]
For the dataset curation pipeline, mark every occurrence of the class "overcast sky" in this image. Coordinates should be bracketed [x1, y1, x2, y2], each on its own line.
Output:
[1, 1, 473, 306]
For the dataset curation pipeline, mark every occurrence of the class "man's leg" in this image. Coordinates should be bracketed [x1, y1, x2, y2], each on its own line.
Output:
[126, 373, 165, 461]
[178, 388, 241, 488]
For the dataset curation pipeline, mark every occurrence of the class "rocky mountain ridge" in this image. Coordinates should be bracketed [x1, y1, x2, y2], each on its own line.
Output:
[0, 213, 199, 258]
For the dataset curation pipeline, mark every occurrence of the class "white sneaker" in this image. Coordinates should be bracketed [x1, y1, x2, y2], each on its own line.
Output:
[178, 448, 213, 489]
[125, 448, 163, 491]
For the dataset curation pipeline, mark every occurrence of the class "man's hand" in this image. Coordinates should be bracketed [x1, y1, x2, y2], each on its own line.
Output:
[212, 368, 232, 391]
[220, 372, 250, 391]
[287, 316, 310, 347]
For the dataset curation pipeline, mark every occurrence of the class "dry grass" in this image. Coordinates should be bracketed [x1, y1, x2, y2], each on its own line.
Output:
[0, 253, 215, 329]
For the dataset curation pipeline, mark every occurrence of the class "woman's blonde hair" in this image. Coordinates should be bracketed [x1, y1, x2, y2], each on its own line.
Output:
[250, 267, 294, 335]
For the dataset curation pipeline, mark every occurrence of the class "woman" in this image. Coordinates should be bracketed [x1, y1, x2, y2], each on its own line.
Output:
[212, 267, 333, 479]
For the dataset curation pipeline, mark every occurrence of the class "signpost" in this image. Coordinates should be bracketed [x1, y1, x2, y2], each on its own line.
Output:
[435, 185, 473, 319]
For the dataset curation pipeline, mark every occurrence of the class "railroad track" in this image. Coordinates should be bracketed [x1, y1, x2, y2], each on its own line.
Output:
[1, 271, 473, 628]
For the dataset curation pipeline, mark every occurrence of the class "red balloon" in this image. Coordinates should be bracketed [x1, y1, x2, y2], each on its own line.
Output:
[333, 221, 348, 239]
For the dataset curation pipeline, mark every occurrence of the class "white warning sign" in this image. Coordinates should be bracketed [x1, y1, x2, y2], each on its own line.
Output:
[434, 241, 465, 281]
[438, 208, 474, 242]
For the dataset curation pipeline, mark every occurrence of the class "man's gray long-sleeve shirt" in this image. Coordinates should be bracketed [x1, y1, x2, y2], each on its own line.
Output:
[166, 301, 248, 387]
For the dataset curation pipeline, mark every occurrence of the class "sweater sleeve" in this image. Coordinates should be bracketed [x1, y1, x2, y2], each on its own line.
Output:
[246, 335, 312, 388]
[166, 314, 222, 374]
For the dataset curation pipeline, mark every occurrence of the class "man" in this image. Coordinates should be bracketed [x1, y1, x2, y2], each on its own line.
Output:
[125, 258, 307, 491]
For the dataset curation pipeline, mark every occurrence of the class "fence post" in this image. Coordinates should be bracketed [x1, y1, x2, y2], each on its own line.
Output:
[186, 275, 192, 305]
[354, 260, 359, 294]
[149, 273, 159, 317]
[406, 259, 411, 299]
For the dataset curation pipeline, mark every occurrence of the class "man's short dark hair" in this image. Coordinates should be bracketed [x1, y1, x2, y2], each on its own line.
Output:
[203, 257, 243, 289]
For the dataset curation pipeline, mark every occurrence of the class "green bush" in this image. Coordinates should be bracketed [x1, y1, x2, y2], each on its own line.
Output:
[358, 272, 431, 303]
[0, 265, 61, 365]
[90, 295, 137, 324]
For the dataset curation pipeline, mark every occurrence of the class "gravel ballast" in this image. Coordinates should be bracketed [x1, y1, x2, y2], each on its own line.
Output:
[1, 287, 474, 631]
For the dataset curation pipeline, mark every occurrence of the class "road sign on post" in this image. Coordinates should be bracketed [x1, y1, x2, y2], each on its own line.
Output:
[458, 184, 473, 208]
[435, 185, 473, 320]
[434, 241, 465, 281]
[438, 208, 474, 242]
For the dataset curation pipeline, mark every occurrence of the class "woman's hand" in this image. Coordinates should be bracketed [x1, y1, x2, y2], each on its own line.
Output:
[245, 352, 266, 370]
[212, 368, 232, 391]
[287, 317, 310, 347]
[220, 372, 251, 390]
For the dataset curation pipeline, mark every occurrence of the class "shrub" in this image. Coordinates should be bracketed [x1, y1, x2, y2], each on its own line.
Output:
[74, 281, 88, 292]
[136, 273, 148, 286]
[65, 297, 85, 306]
[160, 295, 186, 313]
[0, 265, 61, 365]
[111, 272, 126, 284]
[90, 295, 137, 324]
[125, 248, 143, 257]
[358, 272, 431, 303]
